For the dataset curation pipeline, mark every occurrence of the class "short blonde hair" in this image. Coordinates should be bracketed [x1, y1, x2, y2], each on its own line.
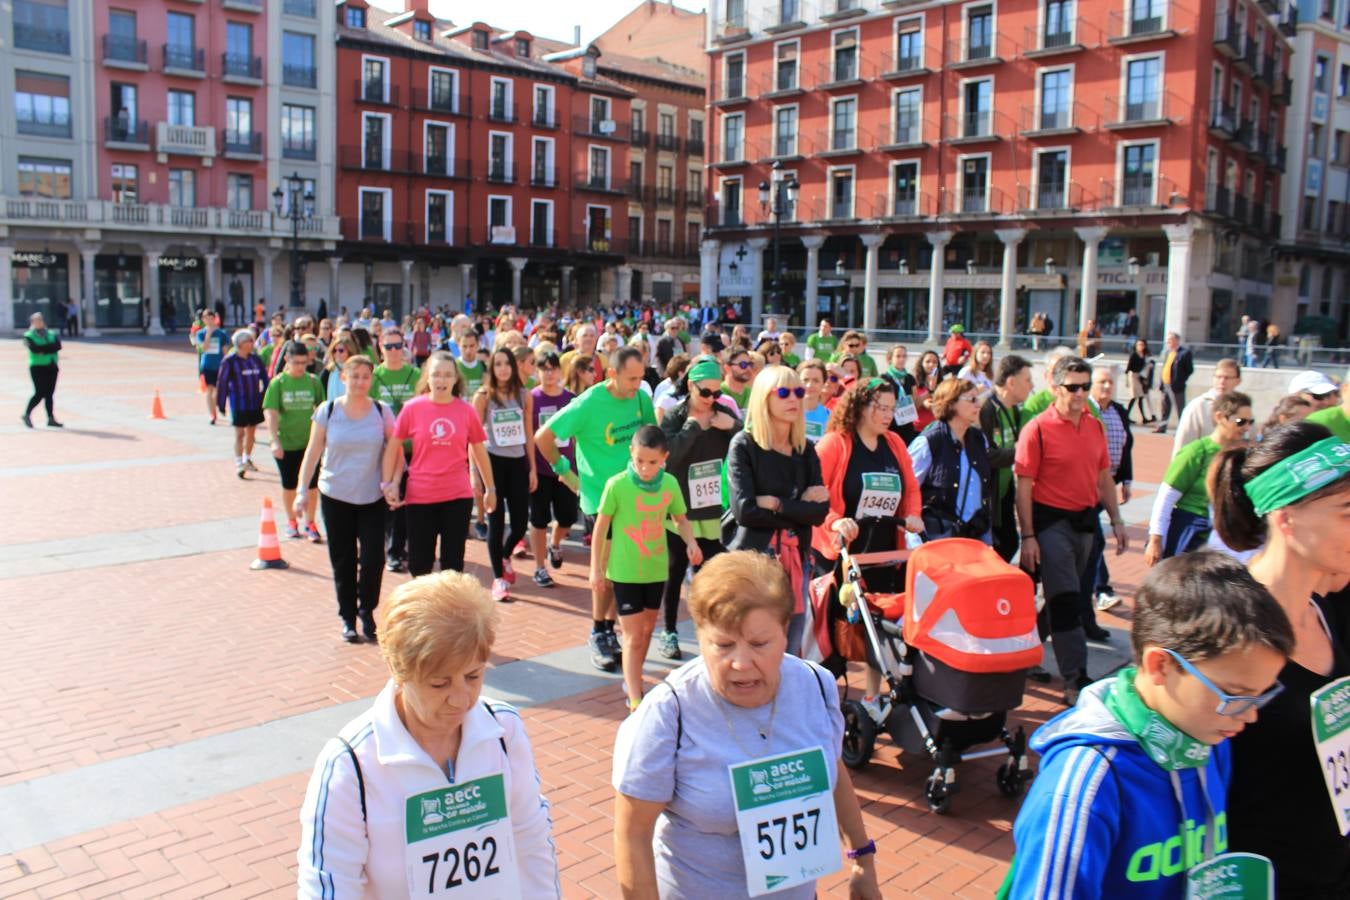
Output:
[381, 572, 499, 684]
[746, 366, 807, 453]
[689, 550, 793, 630]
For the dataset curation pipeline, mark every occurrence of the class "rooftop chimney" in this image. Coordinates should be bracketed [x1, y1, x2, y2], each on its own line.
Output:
[573, 25, 581, 46]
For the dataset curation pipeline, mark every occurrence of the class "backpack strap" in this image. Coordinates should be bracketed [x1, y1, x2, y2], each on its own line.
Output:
[337, 736, 367, 823]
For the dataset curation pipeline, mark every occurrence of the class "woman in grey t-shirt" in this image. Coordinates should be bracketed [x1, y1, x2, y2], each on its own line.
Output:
[612, 551, 881, 899]
[295, 355, 397, 644]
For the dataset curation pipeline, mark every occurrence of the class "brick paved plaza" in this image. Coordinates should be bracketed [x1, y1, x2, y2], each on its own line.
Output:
[0, 337, 1171, 898]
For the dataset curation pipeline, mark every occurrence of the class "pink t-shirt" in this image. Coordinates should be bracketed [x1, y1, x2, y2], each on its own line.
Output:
[394, 396, 487, 504]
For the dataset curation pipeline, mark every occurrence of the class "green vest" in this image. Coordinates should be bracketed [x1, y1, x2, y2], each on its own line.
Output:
[24, 328, 59, 366]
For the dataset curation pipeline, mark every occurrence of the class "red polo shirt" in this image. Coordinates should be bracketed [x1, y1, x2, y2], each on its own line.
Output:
[1014, 403, 1110, 511]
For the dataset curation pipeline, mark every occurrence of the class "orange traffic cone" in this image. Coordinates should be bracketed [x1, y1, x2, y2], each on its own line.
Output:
[250, 497, 290, 571]
[150, 390, 167, 420]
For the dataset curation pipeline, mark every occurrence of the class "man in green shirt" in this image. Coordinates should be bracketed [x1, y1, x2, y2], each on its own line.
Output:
[1307, 372, 1350, 442]
[262, 342, 326, 539]
[372, 329, 421, 571]
[831, 330, 878, 377]
[805, 319, 837, 361]
[1024, 346, 1102, 422]
[721, 346, 755, 409]
[536, 346, 657, 671]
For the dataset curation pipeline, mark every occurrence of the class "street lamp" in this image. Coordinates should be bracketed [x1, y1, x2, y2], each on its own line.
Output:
[272, 171, 315, 308]
[758, 159, 799, 318]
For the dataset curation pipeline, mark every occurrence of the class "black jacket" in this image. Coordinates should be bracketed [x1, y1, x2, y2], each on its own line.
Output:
[917, 420, 992, 539]
[1166, 346, 1194, 390]
[724, 430, 828, 556]
[660, 399, 742, 522]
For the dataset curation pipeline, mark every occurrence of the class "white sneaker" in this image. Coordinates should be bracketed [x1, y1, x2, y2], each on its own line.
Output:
[1096, 589, 1122, 611]
[860, 695, 891, 725]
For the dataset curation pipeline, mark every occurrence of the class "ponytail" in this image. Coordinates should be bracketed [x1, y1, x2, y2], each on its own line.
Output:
[1209, 446, 1263, 551]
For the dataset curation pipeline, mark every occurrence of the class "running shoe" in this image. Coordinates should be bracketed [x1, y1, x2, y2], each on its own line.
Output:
[306, 523, 323, 543]
[236, 464, 247, 479]
[386, 557, 406, 573]
[532, 568, 555, 588]
[20, 414, 32, 428]
[46, 419, 63, 428]
[513, 540, 530, 559]
[605, 629, 624, 663]
[341, 622, 361, 644]
[283, 521, 301, 540]
[658, 630, 682, 660]
[502, 558, 516, 585]
[1095, 589, 1121, 611]
[244, 459, 258, 472]
[588, 631, 617, 672]
[491, 578, 513, 603]
[860, 695, 891, 726]
[474, 521, 488, 541]
[549, 545, 563, 569]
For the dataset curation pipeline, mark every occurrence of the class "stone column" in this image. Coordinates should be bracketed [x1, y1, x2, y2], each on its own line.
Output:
[1162, 223, 1194, 341]
[1075, 226, 1109, 337]
[204, 252, 220, 317]
[616, 265, 633, 305]
[995, 228, 1026, 349]
[801, 235, 825, 332]
[80, 247, 101, 337]
[400, 259, 415, 312]
[260, 249, 277, 310]
[458, 262, 474, 311]
[747, 236, 769, 327]
[860, 234, 884, 335]
[560, 265, 574, 307]
[508, 257, 526, 306]
[925, 230, 954, 344]
[145, 249, 165, 335]
[699, 239, 720, 309]
[328, 256, 341, 316]
[0, 246, 14, 333]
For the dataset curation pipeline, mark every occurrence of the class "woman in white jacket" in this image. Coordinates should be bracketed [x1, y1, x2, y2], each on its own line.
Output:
[297, 571, 560, 898]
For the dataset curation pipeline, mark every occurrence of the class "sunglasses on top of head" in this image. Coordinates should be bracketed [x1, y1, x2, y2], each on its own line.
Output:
[774, 387, 806, 399]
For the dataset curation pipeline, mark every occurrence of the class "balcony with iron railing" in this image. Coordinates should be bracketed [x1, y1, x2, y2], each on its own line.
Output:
[1246, 126, 1268, 161]
[221, 130, 262, 158]
[1234, 35, 1260, 75]
[1208, 100, 1238, 138]
[946, 109, 1001, 144]
[487, 101, 518, 124]
[626, 181, 653, 203]
[355, 79, 399, 106]
[1105, 91, 1178, 129]
[820, 0, 866, 21]
[222, 52, 262, 82]
[576, 171, 622, 193]
[880, 46, 934, 78]
[282, 139, 316, 161]
[687, 137, 705, 157]
[163, 44, 205, 75]
[573, 115, 630, 141]
[819, 126, 867, 158]
[761, 0, 811, 33]
[0, 197, 342, 238]
[14, 21, 70, 55]
[283, 0, 317, 16]
[1018, 100, 1100, 136]
[486, 161, 518, 184]
[718, 71, 749, 103]
[283, 64, 317, 89]
[421, 154, 462, 179]
[880, 115, 931, 149]
[874, 190, 936, 219]
[946, 36, 1001, 69]
[1278, 4, 1297, 36]
[1016, 181, 1090, 214]
[105, 116, 149, 147]
[1267, 143, 1287, 171]
[1113, 172, 1164, 208]
[157, 122, 216, 157]
[656, 185, 677, 205]
[573, 233, 625, 255]
[1251, 200, 1266, 231]
[102, 34, 147, 68]
[1231, 118, 1252, 151]
[410, 88, 470, 116]
[1107, 4, 1177, 44]
[655, 133, 680, 152]
[1273, 74, 1293, 104]
[817, 55, 868, 88]
[685, 188, 704, 207]
[942, 184, 1013, 216]
[1213, 13, 1242, 57]
[1024, 17, 1096, 56]
[631, 128, 650, 148]
[530, 166, 557, 188]
[1257, 54, 1276, 87]
[1233, 194, 1249, 222]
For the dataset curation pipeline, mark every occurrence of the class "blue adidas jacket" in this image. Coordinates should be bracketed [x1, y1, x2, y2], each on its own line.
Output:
[1003, 680, 1232, 899]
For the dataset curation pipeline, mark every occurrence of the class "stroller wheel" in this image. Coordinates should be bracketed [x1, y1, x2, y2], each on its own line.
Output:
[841, 700, 876, 769]
[996, 758, 1026, 798]
[925, 772, 952, 815]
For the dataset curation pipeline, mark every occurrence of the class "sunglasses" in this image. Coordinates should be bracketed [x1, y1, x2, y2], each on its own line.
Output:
[1229, 416, 1254, 427]
[334, 347, 349, 354]
[732, 360, 753, 370]
[828, 374, 840, 382]
[1059, 382, 1091, 393]
[775, 387, 806, 399]
[1163, 649, 1285, 717]
[383, 342, 404, 351]
[695, 386, 723, 399]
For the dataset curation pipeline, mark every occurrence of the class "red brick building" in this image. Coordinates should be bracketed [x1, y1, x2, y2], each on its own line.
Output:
[702, 0, 1293, 344]
[333, 0, 633, 314]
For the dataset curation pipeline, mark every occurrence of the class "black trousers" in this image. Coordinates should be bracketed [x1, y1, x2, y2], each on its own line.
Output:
[661, 535, 725, 633]
[26, 364, 58, 419]
[1160, 385, 1186, 427]
[320, 494, 387, 624]
[992, 487, 1019, 564]
[385, 463, 410, 563]
[407, 498, 473, 575]
[487, 454, 530, 579]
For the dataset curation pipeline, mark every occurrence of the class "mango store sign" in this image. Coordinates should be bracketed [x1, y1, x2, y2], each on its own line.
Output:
[719, 242, 756, 297]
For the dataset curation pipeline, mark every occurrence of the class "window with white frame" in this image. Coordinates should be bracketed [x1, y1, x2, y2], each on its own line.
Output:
[425, 122, 451, 176]
[491, 78, 513, 121]
[725, 52, 745, 100]
[960, 155, 989, 211]
[1043, 0, 1072, 47]
[589, 145, 610, 186]
[831, 97, 856, 150]
[892, 161, 919, 214]
[1035, 148, 1068, 208]
[779, 0, 799, 23]
[488, 196, 512, 236]
[726, 0, 746, 28]
[1121, 141, 1157, 205]
[427, 191, 452, 243]
[721, 177, 742, 225]
[833, 29, 859, 82]
[722, 113, 744, 162]
[962, 78, 992, 136]
[532, 137, 554, 185]
[1129, 0, 1164, 35]
[362, 112, 388, 168]
[168, 89, 195, 127]
[775, 41, 799, 91]
[829, 167, 854, 218]
[1124, 55, 1162, 121]
[489, 133, 512, 182]
[429, 68, 458, 113]
[590, 96, 611, 131]
[362, 57, 387, 102]
[894, 88, 921, 144]
[1039, 68, 1071, 130]
[967, 5, 993, 60]
[533, 85, 554, 126]
[896, 19, 923, 71]
[774, 105, 798, 156]
[531, 200, 553, 246]
[359, 187, 389, 239]
[227, 174, 252, 210]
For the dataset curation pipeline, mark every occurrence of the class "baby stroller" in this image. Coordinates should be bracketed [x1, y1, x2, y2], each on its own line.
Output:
[821, 538, 1039, 813]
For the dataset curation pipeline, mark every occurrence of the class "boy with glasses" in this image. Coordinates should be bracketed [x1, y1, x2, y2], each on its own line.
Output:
[1001, 551, 1293, 899]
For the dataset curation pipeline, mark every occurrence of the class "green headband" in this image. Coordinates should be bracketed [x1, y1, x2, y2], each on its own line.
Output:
[686, 356, 724, 385]
[1245, 437, 1350, 516]
[865, 377, 887, 390]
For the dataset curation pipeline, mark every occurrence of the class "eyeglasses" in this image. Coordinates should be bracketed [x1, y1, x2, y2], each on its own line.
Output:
[960, 395, 980, 404]
[775, 386, 806, 399]
[732, 360, 754, 370]
[333, 347, 349, 354]
[383, 342, 404, 351]
[696, 386, 723, 399]
[1059, 382, 1091, 393]
[828, 374, 840, 383]
[1163, 649, 1285, 717]
[872, 404, 896, 416]
[1229, 417, 1254, 427]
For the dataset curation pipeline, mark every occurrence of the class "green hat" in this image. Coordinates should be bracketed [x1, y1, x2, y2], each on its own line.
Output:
[686, 355, 724, 385]
[950, 324, 965, 334]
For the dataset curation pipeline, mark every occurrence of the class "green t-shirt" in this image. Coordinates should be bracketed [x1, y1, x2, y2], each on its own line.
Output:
[1023, 388, 1103, 421]
[830, 350, 878, 377]
[260, 343, 276, 372]
[597, 470, 687, 584]
[261, 371, 325, 451]
[722, 381, 753, 410]
[1163, 435, 1221, 516]
[1308, 405, 1350, 443]
[806, 333, 838, 360]
[372, 363, 420, 413]
[544, 381, 656, 515]
[457, 359, 485, 398]
[782, 352, 801, 369]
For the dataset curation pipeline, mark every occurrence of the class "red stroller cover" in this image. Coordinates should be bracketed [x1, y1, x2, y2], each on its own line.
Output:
[903, 538, 1041, 674]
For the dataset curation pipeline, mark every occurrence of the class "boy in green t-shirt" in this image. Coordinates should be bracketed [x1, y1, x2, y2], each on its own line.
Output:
[262, 342, 326, 540]
[590, 425, 701, 711]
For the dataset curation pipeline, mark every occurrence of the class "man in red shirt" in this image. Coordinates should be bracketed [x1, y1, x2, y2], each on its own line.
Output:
[1014, 356, 1129, 706]
[942, 324, 973, 377]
